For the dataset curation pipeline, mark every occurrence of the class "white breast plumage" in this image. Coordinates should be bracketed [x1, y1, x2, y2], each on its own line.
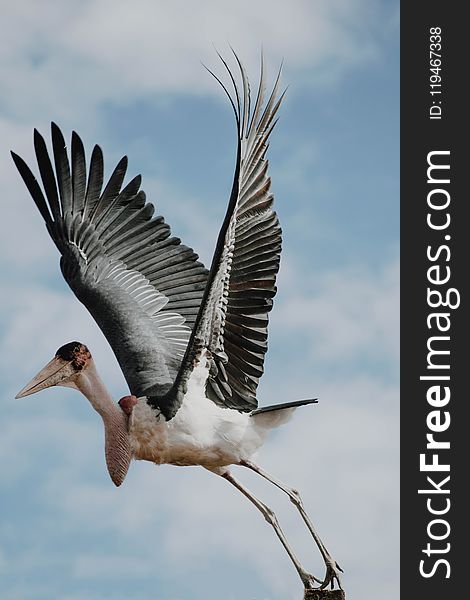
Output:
[129, 353, 269, 468]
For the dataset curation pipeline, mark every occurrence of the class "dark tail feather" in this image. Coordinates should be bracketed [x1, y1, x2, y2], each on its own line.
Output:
[250, 398, 317, 416]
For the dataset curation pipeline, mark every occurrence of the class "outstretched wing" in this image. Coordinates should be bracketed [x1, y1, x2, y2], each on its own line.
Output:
[161, 53, 284, 417]
[12, 125, 208, 400]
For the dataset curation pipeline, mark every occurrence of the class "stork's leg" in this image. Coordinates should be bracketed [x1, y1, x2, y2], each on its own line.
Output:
[219, 470, 321, 590]
[240, 459, 343, 590]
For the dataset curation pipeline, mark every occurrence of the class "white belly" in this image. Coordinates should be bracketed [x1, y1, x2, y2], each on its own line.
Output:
[128, 357, 268, 468]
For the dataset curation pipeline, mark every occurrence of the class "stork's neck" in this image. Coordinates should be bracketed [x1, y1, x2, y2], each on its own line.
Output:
[75, 361, 117, 416]
[75, 360, 132, 486]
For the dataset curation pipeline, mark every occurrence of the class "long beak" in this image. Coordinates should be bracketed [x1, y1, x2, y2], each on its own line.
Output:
[15, 356, 76, 398]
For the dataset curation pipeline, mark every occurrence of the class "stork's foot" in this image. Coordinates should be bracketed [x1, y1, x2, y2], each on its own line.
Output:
[302, 572, 323, 590]
[319, 558, 343, 590]
[302, 558, 342, 592]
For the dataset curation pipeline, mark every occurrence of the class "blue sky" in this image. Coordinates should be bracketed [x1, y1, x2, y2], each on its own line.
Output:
[0, 2, 399, 599]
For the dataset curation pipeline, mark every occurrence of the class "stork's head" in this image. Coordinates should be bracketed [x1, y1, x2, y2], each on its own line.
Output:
[15, 341, 91, 398]
[15, 341, 133, 487]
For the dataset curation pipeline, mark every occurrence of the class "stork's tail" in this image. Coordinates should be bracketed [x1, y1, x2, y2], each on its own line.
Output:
[249, 398, 318, 430]
[250, 398, 318, 416]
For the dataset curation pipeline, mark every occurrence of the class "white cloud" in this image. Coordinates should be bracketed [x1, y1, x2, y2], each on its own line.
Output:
[73, 553, 157, 580]
[275, 253, 399, 365]
[0, 0, 389, 123]
[0, 0, 396, 281]
[0, 118, 60, 272]
[0, 413, 101, 486]
[0, 281, 127, 395]
[0, 545, 6, 574]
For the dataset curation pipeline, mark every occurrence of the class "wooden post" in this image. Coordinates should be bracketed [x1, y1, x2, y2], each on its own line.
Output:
[304, 590, 345, 600]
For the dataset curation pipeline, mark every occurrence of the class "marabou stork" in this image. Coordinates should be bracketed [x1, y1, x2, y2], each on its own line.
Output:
[12, 53, 342, 592]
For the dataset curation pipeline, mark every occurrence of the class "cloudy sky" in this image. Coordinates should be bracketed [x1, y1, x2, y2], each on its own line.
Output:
[0, 1, 399, 599]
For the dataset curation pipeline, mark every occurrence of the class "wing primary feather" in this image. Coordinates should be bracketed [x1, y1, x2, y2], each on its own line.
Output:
[202, 62, 239, 127]
[216, 48, 241, 123]
[248, 51, 266, 134]
[231, 49, 250, 136]
[91, 155, 128, 222]
[11, 152, 53, 226]
[257, 64, 283, 134]
[83, 144, 104, 220]
[51, 123, 73, 217]
[93, 174, 142, 231]
[33, 128, 61, 221]
[71, 131, 87, 214]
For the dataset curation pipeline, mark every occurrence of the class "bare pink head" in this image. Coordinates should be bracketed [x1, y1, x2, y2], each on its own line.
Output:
[16, 340, 132, 487]
[16, 341, 92, 398]
[55, 341, 91, 370]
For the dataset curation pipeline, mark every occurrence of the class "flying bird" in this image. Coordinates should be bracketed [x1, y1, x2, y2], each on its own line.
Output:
[12, 53, 342, 592]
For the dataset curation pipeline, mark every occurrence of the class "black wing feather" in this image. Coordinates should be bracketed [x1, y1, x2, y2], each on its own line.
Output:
[71, 131, 87, 214]
[10, 152, 53, 227]
[34, 129, 61, 221]
[51, 122, 73, 216]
